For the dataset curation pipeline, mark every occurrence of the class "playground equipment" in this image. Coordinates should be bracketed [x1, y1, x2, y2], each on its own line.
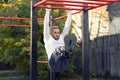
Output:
[0, 17, 30, 28]
[0, 17, 44, 28]
[31, 0, 120, 80]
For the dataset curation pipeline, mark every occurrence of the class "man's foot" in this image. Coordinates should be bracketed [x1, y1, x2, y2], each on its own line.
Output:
[64, 34, 77, 53]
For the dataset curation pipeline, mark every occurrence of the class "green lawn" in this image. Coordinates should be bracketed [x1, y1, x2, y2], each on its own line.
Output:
[0, 70, 81, 80]
[0, 70, 29, 80]
[0, 70, 84, 80]
[0, 78, 29, 80]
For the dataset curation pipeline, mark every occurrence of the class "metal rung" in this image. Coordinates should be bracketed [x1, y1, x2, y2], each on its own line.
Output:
[37, 61, 48, 64]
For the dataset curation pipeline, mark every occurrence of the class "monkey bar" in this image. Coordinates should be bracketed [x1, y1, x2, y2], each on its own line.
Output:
[0, 24, 30, 28]
[0, 17, 44, 28]
[0, 11, 81, 28]
[1, 0, 120, 28]
[33, 0, 120, 21]
[0, 17, 30, 21]
[34, 0, 120, 10]
[0, 17, 43, 21]
[0, 17, 30, 28]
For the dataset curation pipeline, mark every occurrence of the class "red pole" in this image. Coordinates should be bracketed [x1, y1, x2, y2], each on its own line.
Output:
[97, 0, 120, 2]
[44, 1, 99, 7]
[37, 5, 83, 10]
[49, 0, 110, 5]
[0, 17, 43, 21]
[0, 24, 30, 28]
[0, 17, 30, 20]
[33, 0, 48, 7]
[52, 11, 82, 21]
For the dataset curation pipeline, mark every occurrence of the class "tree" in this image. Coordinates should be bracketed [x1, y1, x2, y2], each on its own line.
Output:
[0, 0, 31, 74]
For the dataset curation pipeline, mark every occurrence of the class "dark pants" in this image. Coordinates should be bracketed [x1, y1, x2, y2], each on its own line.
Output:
[49, 52, 69, 80]
[48, 51, 69, 73]
[48, 34, 76, 72]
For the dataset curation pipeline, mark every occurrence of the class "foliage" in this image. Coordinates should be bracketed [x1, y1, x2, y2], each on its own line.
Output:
[0, 0, 31, 75]
[0, 27, 30, 74]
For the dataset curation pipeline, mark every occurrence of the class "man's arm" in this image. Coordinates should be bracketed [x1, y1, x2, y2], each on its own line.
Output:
[43, 9, 51, 42]
[61, 10, 72, 37]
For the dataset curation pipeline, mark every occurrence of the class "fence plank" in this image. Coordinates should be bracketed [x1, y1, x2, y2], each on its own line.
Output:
[116, 46, 120, 77]
[109, 47, 116, 77]
[94, 48, 103, 77]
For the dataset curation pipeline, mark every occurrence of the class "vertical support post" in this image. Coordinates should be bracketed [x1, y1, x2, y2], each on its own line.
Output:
[30, 0, 38, 80]
[82, 9, 90, 80]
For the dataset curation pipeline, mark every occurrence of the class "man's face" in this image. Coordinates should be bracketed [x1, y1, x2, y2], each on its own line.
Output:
[51, 28, 60, 40]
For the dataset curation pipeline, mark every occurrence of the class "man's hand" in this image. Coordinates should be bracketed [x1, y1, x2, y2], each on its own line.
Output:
[46, 5, 52, 12]
[46, 8, 51, 12]
[68, 10, 72, 15]
[46, 5, 52, 9]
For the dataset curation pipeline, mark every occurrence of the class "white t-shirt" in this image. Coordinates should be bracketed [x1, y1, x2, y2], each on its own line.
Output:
[44, 35, 64, 60]
[43, 9, 72, 60]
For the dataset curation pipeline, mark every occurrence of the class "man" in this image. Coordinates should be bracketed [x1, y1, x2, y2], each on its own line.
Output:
[43, 9, 76, 73]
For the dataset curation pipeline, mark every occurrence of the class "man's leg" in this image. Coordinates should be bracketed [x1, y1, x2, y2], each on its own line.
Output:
[70, 34, 77, 51]
[64, 34, 77, 53]
[48, 51, 69, 73]
[49, 34, 77, 72]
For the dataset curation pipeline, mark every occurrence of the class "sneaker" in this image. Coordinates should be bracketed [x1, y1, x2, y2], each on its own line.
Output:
[64, 34, 77, 53]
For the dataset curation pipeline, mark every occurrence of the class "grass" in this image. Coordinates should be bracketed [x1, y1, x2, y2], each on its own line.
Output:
[0, 70, 82, 80]
[0, 78, 29, 80]
[0, 70, 29, 80]
[0, 71, 103, 80]
[0, 71, 21, 77]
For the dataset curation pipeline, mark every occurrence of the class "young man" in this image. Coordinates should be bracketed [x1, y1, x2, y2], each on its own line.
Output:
[43, 9, 76, 73]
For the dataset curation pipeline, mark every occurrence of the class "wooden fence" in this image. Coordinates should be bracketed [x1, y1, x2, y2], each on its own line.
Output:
[93, 34, 120, 78]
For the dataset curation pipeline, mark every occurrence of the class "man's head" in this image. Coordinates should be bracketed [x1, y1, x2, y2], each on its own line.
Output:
[50, 26, 60, 40]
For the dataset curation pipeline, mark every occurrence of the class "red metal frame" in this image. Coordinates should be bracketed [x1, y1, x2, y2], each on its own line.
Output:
[34, 0, 120, 10]
[0, 24, 30, 28]
[0, 17, 30, 21]
[0, 0, 120, 28]
[34, 0, 120, 20]
[0, 17, 30, 28]
[52, 11, 82, 21]
[0, 17, 43, 21]
[0, 17, 44, 28]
